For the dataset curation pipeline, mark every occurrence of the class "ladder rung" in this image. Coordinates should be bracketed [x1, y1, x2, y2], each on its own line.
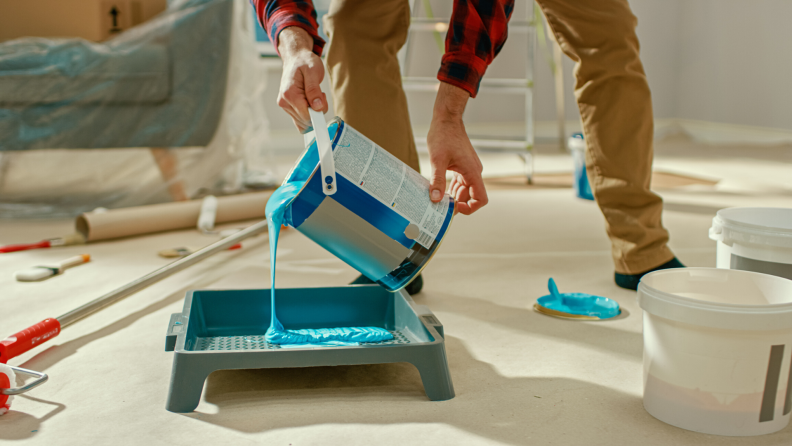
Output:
[402, 77, 533, 93]
[470, 139, 531, 150]
[415, 137, 531, 151]
[409, 18, 534, 31]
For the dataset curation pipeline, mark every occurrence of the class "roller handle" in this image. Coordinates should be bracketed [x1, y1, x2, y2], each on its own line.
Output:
[0, 240, 51, 254]
[0, 319, 61, 364]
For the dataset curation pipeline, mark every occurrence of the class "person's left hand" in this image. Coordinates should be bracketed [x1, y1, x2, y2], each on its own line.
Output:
[427, 83, 488, 215]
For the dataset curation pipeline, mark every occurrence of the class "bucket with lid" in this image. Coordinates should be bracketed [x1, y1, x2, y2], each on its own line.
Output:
[709, 207, 792, 280]
[638, 267, 792, 436]
[281, 110, 455, 292]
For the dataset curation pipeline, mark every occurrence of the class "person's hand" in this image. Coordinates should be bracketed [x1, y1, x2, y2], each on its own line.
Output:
[427, 83, 488, 215]
[277, 27, 328, 132]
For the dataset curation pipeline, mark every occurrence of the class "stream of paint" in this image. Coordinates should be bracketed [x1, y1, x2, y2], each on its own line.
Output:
[264, 180, 394, 346]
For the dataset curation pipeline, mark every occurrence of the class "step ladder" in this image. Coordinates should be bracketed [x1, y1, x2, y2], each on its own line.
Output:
[400, 0, 537, 183]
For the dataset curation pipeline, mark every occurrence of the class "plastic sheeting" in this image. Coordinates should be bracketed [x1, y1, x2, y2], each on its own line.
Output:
[0, 0, 273, 218]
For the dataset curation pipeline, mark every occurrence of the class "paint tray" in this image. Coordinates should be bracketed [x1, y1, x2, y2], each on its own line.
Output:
[164, 285, 454, 412]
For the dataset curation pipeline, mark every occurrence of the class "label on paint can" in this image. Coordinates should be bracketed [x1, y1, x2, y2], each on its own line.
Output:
[332, 125, 449, 249]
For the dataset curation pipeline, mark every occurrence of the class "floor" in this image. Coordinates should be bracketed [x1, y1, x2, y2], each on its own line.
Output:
[1, 136, 791, 445]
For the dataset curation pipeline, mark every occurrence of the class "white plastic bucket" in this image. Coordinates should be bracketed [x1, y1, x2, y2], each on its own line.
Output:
[709, 207, 792, 281]
[638, 268, 792, 436]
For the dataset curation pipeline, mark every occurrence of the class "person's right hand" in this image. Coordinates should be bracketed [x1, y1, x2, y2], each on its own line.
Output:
[277, 27, 328, 132]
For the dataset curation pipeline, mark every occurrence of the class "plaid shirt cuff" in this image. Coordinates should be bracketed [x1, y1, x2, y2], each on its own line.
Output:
[437, 52, 489, 98]
[266, 9, 325, 56]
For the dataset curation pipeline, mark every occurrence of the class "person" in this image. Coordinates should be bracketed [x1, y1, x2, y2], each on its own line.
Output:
[253, 0, 683, 291]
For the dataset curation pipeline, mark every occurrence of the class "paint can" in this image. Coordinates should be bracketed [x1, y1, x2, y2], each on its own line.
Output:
[568, 132, 593, 201]
[281, 113, 455, 292]
[638, 268, 792, 436]
[709, 207, 792, 281]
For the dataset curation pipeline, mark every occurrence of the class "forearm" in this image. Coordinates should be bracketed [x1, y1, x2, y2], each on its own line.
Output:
[432, 82, 470, 124]
[438, 0, 513, 97]
[278, 26, 314, 58]
[253, 0, 325, 56]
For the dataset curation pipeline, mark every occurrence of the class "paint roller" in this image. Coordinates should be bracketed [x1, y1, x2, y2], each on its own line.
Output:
[0, 218, 270, 414]
[0, 191, 273, 253]
[0, 363, 14, 415]
[0, 192, 274, 412]
[0, 363, 48, 416]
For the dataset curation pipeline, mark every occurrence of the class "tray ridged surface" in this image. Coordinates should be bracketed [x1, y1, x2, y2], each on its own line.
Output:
[191, 329, 413, 351]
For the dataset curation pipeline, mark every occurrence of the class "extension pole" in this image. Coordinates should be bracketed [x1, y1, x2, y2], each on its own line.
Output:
[0, 220, 269, 364]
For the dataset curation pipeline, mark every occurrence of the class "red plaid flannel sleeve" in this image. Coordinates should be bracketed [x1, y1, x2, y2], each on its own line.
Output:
[252, 0, 325, 56]
[439, 0, 514, 98]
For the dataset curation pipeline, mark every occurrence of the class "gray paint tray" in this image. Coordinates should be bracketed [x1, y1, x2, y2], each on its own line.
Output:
[164, 285, 454, 412]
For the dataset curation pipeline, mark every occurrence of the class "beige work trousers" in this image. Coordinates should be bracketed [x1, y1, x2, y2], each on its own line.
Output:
[323, 0, 674, 275]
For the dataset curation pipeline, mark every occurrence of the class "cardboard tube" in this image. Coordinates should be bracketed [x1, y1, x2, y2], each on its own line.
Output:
[75, 191, 272, 242]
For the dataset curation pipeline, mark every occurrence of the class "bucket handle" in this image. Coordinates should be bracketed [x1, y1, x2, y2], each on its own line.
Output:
[709, 217, 725, 243]
[308, 109, 337, 196]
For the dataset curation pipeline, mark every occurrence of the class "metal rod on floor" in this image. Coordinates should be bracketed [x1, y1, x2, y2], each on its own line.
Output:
[1, 219, 269, 364]
[58, 220, 269, 328]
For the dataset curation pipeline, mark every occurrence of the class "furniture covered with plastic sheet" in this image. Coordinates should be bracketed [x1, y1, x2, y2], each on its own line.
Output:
[0, 0, 269, 213]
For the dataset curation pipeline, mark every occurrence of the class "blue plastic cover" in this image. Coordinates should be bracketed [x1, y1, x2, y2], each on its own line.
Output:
[537, 278, 620, 319]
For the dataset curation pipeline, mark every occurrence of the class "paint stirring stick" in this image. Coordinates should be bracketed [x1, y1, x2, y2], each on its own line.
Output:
[14, 254, 91, 282]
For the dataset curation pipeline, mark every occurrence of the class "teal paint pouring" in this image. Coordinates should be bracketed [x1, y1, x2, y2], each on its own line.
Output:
[264, 180, 394, 346]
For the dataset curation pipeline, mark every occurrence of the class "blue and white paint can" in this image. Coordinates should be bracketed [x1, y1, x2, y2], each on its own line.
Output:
[281, 112, 455, 292]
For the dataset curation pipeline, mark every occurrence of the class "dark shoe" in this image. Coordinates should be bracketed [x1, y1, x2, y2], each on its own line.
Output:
[614, 257, 685, 291]
[404, 274, 424, 295]
[349, 273, 424, 295]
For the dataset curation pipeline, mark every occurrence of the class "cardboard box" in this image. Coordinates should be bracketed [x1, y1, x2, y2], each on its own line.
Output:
[0, 0, 167, 42]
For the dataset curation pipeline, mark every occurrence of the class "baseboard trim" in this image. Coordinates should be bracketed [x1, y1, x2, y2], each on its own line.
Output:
[537, 119, 792, 145]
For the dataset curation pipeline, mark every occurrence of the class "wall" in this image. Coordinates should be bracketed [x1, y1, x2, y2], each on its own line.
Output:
[531, 0, 792, 135]
[675, 0, 792, 130]
[263, 0, 792, 140]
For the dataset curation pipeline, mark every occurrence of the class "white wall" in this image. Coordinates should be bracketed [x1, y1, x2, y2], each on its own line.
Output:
[265, 0, 792, 138]
[674, 0, 792, 130]
[536, 0, 792, 132]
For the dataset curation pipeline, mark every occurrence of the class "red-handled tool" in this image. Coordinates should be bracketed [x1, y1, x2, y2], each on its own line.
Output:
[0, 240, 52, 254]
[0, 219, 268, 365]
[1, 221, 269, 414]
[0, 319, 61, 364]
[0, 233, 85, 254]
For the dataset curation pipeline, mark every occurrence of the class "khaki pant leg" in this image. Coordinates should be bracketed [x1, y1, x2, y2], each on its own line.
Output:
[536, 0, 674, 274]
[324, 0, 420, 172]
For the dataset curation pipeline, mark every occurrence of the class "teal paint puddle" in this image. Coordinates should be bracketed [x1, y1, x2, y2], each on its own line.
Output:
[264, 180, 393, 346]
[536, 278, 621, 319]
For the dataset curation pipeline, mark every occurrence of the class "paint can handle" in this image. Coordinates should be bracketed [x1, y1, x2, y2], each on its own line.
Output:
[309, 109, 337, 196]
